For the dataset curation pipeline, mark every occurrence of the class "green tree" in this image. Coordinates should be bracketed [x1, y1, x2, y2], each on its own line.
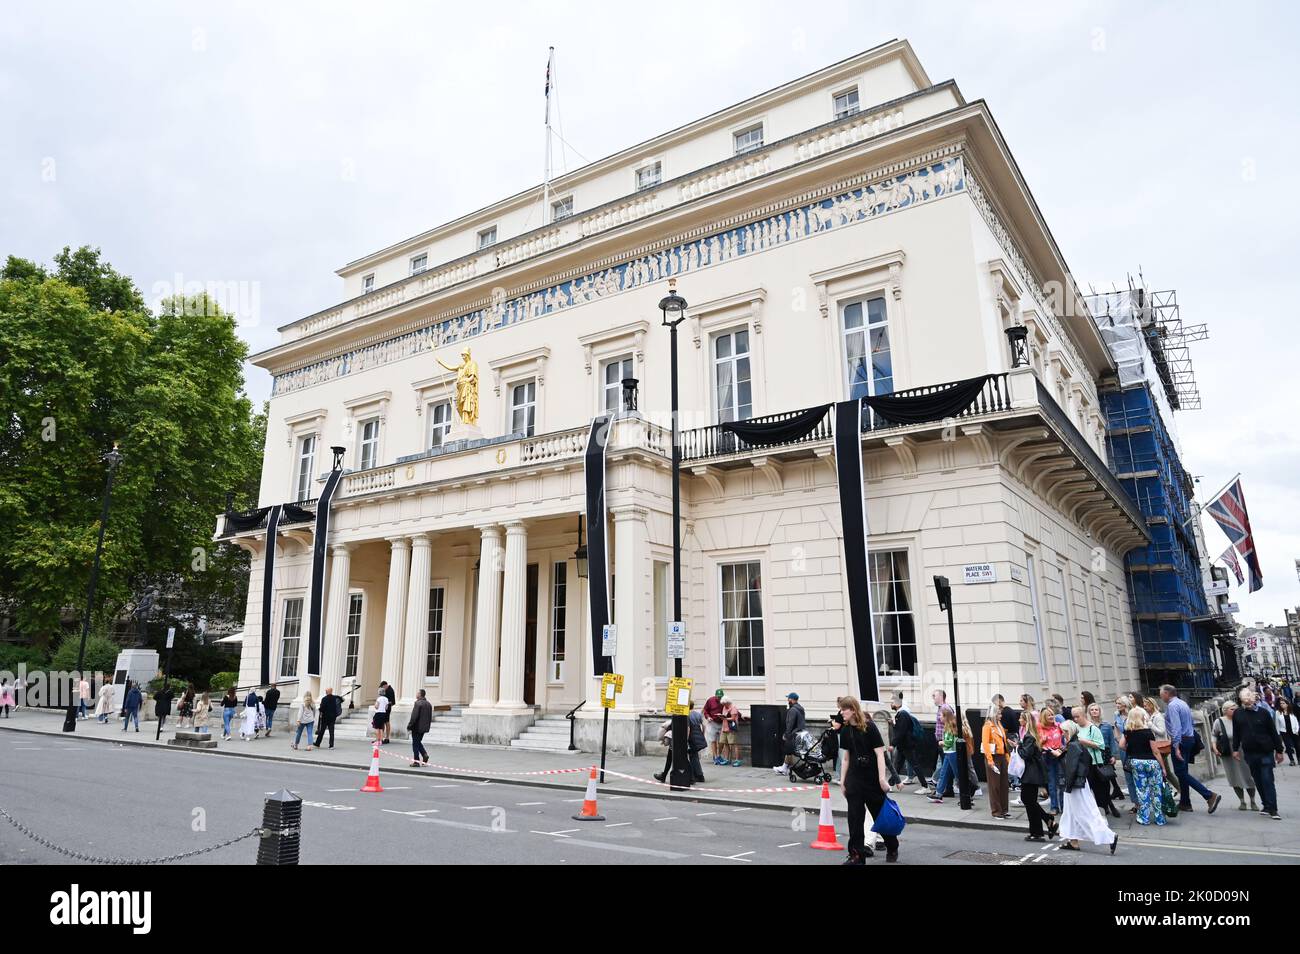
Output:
[0, 247, 263, 651]
[50, 632, 120, 675]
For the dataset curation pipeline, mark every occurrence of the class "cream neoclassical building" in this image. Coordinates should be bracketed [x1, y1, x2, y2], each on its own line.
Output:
[218, 40, 1149, 753]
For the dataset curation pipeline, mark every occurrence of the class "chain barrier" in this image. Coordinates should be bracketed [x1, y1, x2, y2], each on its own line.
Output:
[0, 805, 263, 865]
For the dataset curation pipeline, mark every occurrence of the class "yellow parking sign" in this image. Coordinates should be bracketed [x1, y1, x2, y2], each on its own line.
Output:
[665, 676, 693, 716]
[600, 672, 624, 709]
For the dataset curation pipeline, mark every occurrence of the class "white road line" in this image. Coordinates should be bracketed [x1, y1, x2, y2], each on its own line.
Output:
[427, 784, 459, 789]
[1031, 854, 1048, 863]
[653, 817, 678, 822]
[604, 822, 632, 828]
[532, 829, 580, 837]
[696, 811, 718, 816]
[701, 851, 754, 863]
[464, 805, 497, 810]
[327, 788, 356, 793]
[516, 801, 546, 806]
[731, 807, 751, 813]
[381, 808, 440, 817]
[546, 839, 687, 859]
[1119, 840, 1300, 858]
[778, 842, 802, 848]
[414, 817, 514, 833]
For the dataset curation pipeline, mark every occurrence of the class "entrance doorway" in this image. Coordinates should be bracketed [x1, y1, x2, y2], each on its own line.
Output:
[524, 563, 539, 706]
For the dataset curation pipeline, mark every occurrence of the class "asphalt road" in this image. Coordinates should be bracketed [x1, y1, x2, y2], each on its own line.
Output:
[2, 735, 1296, 865]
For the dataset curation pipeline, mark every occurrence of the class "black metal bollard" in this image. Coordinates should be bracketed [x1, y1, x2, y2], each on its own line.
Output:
[256, 789, 302, 865]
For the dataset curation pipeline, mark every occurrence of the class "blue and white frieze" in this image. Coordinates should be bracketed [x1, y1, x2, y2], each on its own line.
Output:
[273, 156, 966, 395]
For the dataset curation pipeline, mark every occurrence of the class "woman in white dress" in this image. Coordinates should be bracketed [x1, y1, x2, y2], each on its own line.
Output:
[94, 682, 114, 723]
[1057, 722, 1118, 855]
[240, 689, 261, 740]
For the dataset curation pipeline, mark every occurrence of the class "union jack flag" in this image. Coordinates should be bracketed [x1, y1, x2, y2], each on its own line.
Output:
[1206, 478, 1262, 592]
[1219, 546, 1245, 586]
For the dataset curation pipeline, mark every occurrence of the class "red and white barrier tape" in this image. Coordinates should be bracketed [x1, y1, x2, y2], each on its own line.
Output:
[373, 744, 822, 794]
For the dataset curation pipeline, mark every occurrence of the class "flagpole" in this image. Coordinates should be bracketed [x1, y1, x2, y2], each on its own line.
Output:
[1200, 472, 1242, 509]
[543, 46, 554, 225]
[1182, 471, 1241, 530]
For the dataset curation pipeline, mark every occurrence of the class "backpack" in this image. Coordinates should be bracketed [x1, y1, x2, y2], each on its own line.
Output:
[906, 711, 925, 746]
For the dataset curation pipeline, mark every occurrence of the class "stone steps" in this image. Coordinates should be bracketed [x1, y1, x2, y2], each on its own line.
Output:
[509, 716, 576, 753]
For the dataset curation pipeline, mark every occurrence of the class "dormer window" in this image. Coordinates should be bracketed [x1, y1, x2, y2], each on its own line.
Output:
[733, 123, 764, 156]
[477, 227, 497, 250]
[410, 254, 428, 275]
[635, 161, 662, 192]
[833, 87, 860, 120]
[362, 274, 375, 294]
[551, 196, 573, 221]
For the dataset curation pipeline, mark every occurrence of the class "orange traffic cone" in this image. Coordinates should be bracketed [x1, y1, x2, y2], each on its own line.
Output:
[809, 781, 844, 850]
[571, 766, 605, 821]
[360, 742, 384, 793]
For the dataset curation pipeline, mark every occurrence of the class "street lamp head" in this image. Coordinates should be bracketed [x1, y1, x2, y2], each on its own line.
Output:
[330, 445, 346, 471]
[933, 574, 952, 612]
[658, 277, 687, 327]
[574, 514, 589, 579]
[103, 442, 123, 472]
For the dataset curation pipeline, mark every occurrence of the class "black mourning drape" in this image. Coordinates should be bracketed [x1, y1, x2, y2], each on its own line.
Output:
[306, 465, 344, 678]
[711, 376, 992, 702]
[583, 416, 613, 676]
[259, 505, 283, 686]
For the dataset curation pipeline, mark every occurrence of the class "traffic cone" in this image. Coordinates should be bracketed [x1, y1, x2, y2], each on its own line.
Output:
[809, 781, 844, 850]
[572, 766, 605, 821]
[360, 742, 384, 793]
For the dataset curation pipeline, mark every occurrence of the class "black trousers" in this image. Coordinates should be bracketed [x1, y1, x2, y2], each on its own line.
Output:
[411, 731, 428, 762]
[893, 746, 927, 785]
[846, 783, 898, 856]
[662, 748, 706, 781]
[1021, 782, 1050, 837]
[315, 719, 335, 747]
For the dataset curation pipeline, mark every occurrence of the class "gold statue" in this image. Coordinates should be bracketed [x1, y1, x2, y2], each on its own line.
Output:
[436, 346, 480, 427]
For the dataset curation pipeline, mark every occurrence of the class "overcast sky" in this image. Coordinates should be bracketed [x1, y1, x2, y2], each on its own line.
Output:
[3, 1, 1297, 625]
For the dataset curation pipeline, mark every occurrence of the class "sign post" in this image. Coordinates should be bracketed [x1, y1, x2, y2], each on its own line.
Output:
[598, 672, 623, 782]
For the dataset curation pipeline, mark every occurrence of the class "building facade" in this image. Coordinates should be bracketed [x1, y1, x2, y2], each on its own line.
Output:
[218, 41, 1148, 752]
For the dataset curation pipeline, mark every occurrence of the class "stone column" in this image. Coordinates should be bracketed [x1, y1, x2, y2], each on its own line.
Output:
[399, 533, 433, 706]
[496, 520, 529, 710]
[612, 505, 654, 713]
[319, 543, 353, 698]
[379, 536, 410, 700]
[469, 525, 503, 708]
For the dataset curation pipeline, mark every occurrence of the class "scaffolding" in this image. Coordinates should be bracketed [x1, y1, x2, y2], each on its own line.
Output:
[1086, 278, 1216, 690]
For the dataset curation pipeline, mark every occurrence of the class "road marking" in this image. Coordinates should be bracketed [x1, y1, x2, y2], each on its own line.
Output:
[701, 851, 754, 863]
[653, 817, 678, 822]
[731, 807, 751, 813]
[382, 808, 440, 817]
[517, 801, 546, 806]
[532, 828, 581, 837]
[778, 842, 801, 848]
[1119, 839, 1300, 859]
[414, 817, 513, 833]
[327, 788, 356, 793]
[604, 822, 632, 828]
[696, 811, 718, 816]
[1031, 854, 1048, 863]
[546, 838, 687, 859]
[383, 786, 411, 790]
[464, 805, 497, 810]
[428, 784, 459, 789]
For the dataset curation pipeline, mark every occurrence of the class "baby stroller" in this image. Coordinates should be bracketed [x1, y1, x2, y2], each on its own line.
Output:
[786, 728, 839, 783]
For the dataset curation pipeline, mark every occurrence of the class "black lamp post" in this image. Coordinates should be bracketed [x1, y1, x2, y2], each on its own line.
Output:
[933, 575, 973, 810]
[1005, 323, 1030, 369]
[659, 277, 691, 790]
[63, 443, 123, 733]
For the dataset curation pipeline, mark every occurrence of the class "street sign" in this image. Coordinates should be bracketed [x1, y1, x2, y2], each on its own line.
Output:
[600, 672, 624, 709]
[963, 563, 996, 584]
[667, 621, 686, 659]
[166, 627, 175, 649]
[665, 676, 693, 716]
[601, 624, 617, 656]
[1009, 565, 1026, 583]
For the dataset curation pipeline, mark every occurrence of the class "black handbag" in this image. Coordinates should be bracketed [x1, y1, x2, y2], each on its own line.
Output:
[1094, 762, 1117, 783]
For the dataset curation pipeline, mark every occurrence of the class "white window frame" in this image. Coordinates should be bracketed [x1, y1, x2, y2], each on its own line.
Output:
[1025, 553, 1049, 683]
[812, 251, 906, 403]
[1056, 562, 1080, 683]
[549, 560, 567, 684]
[711, 326, 754, 424]
[551, 196, 573, 221]
[362, 273, 375, 294]
[294, 434, 316, 502]
[870, 548, 919, 680]
[426, 584, 446, 681]
[344, 591, 363, 680]
[839, 294, 894, 402]
[357, 416, 380, 471]
[278, 596, 305, 679]
[410, 253, 428, 275]
[600, 353, 634, 414]
[635, 160, 662, 192]
[508, 378, 537, 436]
[732, 122, 764, 156]
[489, 347, 549, 437]
[427, 399, 453, 449]
[832, 86, 860, 120]
[718, 558, 767, 681]
[477, 226, 497, 250]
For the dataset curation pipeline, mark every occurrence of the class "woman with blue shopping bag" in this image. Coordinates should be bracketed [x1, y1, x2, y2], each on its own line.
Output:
[834, 695, 901, 865]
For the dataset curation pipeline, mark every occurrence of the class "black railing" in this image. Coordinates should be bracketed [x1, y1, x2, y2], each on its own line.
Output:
[680, 372, 1012, 463]
[219, 499, 318, 537]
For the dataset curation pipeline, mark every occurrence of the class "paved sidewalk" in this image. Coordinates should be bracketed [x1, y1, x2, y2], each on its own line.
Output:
[4, 707, 1298, 854]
